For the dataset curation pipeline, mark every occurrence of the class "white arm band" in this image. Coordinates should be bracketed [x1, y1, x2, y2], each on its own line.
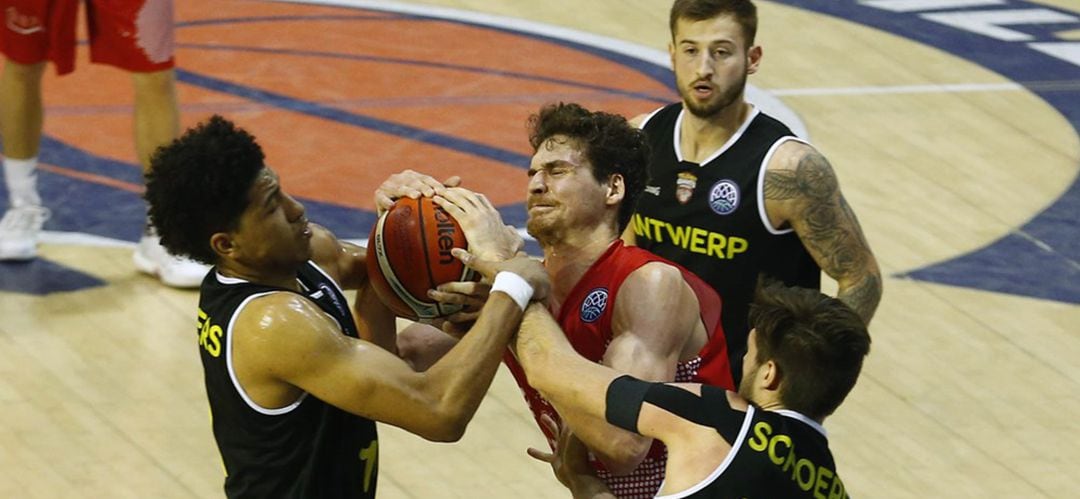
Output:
[490, 271, 534, 312]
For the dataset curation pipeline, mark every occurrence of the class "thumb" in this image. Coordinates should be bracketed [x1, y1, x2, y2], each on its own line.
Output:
[526, 447, 554, 463]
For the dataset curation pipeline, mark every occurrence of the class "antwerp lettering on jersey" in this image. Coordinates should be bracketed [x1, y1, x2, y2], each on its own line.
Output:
[631, 213, 749, 260]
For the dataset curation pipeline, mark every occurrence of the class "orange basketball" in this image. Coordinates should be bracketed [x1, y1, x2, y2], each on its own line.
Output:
[366, 197, 477, 320]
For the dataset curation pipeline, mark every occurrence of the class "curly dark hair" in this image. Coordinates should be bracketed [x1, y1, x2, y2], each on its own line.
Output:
[144, 115, 265, 264]
[748, 279, 871, 420]
[670, 0, 758, 46]
[527, 103, 650, 233]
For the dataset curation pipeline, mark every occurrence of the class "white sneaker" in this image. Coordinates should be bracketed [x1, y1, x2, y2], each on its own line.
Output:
[133, 235, 211, 288]
[0, 205, 50, 261]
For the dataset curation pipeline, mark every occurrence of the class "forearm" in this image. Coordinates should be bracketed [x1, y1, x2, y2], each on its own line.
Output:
[353, 283, 398, 353]
[396, 324, 458, 372]
[836, 264, 882, 324]
[553, 402, 651, 475]
[516, 305, 634, 458]
[423, 293, 522, 438]
[567, 474, 617, 499]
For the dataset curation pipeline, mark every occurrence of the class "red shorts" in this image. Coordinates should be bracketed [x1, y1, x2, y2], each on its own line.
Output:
[0, 0, 174, 75]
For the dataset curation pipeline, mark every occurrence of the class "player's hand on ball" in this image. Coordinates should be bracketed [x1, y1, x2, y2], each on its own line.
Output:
[434, 188, 522, 261]
[428, 281, 490, 337]
[452, 249, 549, 303]
[374, 169, 461, 215]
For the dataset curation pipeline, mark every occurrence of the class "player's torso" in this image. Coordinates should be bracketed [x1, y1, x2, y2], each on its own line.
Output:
[634, 104, 820, 362]
[505, 242, 719, 499]
[680, 405, 846, 499]
[197, 262, 379, 499]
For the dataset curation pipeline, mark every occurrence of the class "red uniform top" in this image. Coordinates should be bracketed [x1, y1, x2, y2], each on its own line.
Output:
[505, 240, 733, 499]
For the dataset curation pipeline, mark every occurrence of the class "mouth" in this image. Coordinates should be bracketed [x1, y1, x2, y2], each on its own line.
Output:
[298, 219, 312, 238]
[691, 81, 714, 98]
[528, 202, 555, 213]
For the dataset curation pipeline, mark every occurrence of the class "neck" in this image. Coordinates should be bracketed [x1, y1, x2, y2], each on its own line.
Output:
[679, 100, 752, 162]
[541, 229, 619, 309]
[216, 261, 302, 291]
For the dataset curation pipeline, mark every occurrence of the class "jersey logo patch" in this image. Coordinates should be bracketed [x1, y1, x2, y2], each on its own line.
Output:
[676, 172, 698, 205]
[580, 288, 609, 323]
[708, 179, 740, 215]
[644, 185, 661, 196]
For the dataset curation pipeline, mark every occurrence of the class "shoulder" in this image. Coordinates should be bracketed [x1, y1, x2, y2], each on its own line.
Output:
[766, 139, 820, 173]
[307, 223, 364, 286]
[763, 141, 841, 203]
[237, 292, 328, 332]
[622, 261, 686, 293]
[616, 262, 699, 323]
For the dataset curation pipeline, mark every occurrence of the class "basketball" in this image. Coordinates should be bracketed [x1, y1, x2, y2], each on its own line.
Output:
[366, 196, 477, 320]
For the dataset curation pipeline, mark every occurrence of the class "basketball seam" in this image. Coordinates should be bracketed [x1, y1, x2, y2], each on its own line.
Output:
[415, 200, 445, 316]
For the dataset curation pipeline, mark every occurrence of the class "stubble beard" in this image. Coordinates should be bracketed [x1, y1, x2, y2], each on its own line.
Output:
[682, 72, 747, 119]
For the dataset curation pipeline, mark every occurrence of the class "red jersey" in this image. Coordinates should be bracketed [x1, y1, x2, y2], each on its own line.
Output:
[505, 240, 733, 499]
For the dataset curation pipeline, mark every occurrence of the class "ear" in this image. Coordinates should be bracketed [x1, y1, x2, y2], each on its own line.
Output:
[747, 45, 763, 75]
[761, 359, 782, 391]
[668, 41, 676, 67]
[210, 232, 236, 260]
[606, 173, 625, 206]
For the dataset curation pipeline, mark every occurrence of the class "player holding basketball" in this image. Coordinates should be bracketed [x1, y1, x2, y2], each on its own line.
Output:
[625, 0, 882, 382]
[0, 0, 208, 287]
[377, 103, 735, 499]
[144, 115, 550, 498]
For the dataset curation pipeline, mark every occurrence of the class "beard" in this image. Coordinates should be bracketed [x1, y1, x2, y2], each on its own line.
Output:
[737, 359, 757, 400]
[526, 214, 563, 247]
[680, 72, 747, 119]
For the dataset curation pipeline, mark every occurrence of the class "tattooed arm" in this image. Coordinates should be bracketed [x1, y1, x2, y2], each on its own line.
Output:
[763, 141, 882, 323]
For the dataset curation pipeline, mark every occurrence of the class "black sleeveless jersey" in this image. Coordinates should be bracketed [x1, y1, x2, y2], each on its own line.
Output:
[634, 103, 820, 380]
[607, 379, 848, 498]
[197, 262, 379, 498]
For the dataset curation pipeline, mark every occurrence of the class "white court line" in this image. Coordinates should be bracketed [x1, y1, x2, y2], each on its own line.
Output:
[770, 82, 1023, 97]
[40, 231, 136, 248]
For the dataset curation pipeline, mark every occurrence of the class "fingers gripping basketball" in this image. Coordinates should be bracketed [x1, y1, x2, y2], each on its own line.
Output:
[366, 197, 477, 320]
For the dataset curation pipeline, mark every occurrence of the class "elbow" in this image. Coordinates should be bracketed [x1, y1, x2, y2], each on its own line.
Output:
[416, 415, 468, 443]
[594, 436, 651, 476]
[425, 422, 467, 443]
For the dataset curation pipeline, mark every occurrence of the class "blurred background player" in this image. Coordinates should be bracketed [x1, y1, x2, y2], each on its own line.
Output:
[625, 0, 882, 382]
[0, 0, 208, 287]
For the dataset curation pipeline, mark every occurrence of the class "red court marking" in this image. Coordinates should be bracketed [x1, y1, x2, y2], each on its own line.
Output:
[37, 163, 144, 193]
[42, 0, 676, 211]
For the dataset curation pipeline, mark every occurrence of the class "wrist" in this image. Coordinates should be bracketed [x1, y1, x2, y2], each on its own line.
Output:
[490, 271, 534, 311]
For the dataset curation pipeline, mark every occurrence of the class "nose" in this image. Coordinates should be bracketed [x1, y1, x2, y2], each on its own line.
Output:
[695, 53, 713, 79]
[528, 171, 548, 195]
[284, 192, 306, 221]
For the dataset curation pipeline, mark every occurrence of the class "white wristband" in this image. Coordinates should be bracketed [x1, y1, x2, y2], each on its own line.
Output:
[490, 271, 534, 312]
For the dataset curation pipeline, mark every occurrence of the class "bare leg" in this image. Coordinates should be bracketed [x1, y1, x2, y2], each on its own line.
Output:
[0, 60, 50, 260]
[131, 68, 179, 172]
[129, 67, 208, 287]
[0, 60, 46, 160]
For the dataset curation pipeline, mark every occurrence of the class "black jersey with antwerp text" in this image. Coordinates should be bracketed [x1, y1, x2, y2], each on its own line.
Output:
[197, 262, 379, 499]
[634, 103, 820, 380]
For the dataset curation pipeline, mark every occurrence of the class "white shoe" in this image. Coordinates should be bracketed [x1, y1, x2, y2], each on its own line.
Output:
[0, 205, 50, 261]
[133, 235, 210, 288]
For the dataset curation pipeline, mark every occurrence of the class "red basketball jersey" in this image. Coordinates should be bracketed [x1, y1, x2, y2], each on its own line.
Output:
[505, 240, 733, 499]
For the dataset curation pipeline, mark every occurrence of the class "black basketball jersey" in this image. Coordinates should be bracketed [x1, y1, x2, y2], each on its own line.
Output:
[607, 379, 848, 498]
[197, 262, 379, 499]
[634, 103, 820, 380]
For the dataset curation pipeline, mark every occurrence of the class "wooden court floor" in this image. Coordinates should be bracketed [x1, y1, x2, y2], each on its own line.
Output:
[0, 0, 1077, 497]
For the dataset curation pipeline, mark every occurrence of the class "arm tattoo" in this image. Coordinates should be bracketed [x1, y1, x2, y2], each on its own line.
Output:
[765, 151, 882, 321]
